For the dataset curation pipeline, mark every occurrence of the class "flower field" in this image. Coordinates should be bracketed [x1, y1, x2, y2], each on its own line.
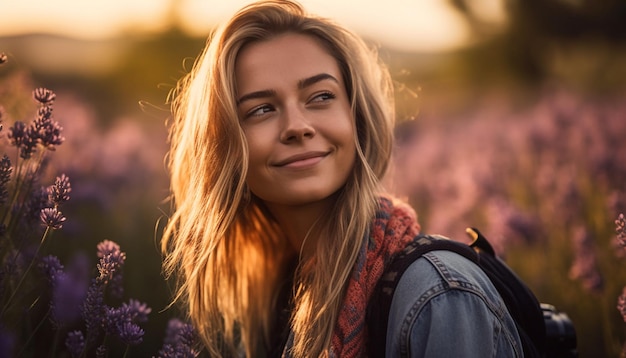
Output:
[1, 36, 625, 356]
[386, 88, 626, 357]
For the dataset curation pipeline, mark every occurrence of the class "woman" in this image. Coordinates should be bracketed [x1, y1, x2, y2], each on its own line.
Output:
[161, 1, 522, 357]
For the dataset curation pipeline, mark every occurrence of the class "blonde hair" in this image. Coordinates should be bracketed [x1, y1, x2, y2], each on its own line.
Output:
[161, 1, 395, 356]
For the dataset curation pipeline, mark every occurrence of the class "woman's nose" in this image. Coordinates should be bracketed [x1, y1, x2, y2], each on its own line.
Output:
[279, 105, 316, 143]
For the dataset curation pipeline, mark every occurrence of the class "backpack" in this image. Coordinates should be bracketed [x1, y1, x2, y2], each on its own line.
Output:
[366, 227, 548, 357]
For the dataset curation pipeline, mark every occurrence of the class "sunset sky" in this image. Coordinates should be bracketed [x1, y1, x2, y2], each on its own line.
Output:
[0, 0, 506, 52]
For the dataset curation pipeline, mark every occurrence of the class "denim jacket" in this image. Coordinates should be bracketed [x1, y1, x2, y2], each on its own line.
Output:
[385, 249, 523, 357]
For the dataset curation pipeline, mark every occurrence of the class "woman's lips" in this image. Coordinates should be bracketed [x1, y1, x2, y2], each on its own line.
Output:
[273, 151, 329, 168]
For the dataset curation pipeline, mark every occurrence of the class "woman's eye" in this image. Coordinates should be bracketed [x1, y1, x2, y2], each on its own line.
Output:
[247, 105, 273, 118]
[310, 92, 336, 103]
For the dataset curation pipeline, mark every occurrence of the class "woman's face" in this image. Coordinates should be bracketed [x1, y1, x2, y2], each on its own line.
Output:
[235, 33, 356, 209]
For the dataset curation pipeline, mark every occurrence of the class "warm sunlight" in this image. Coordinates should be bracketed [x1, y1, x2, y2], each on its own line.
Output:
[0, 0, 506, 52]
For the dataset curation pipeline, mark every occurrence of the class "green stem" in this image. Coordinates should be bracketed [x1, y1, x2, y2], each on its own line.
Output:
[0, 226, 51, 317]
[49, 326, 61, 358]
[6, 149, 47, 235]
[16, 305, 51, 357]
[1, 152, 24, 226]
[122, 345, 130, 358]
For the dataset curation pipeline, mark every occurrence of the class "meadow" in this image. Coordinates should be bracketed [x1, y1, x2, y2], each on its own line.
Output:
[1, 22, 626, 356]
[386, 88, 626, 357]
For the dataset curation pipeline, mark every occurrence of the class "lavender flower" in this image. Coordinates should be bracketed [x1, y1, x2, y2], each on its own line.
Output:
[96, 240, 126, 298]
[39, 255, 82, 327]
[40, 207, 66, 230]
[7, 121, 27, 148]
[19, 126, 38, 159]
[33, 104, 64, 148]
[33, 88, 56, 105]
[25, 186, 50, 223]
[568, 225, 604, 293]
[103, 300, 150, 336]
[618, 286, 626, 323]
[97, 240, 124, 259]
[81, 240, 133, 345]
[96, 251, 125, 286]
[82, 280, 105, 343]
[48, 273, 85, 327]
[5, 88, 64, 160]
[95, 344, 106, 358]
[103, 306, 126, 336]
[123, 299, 152, 323]
[156, 318, 198, 358]
[117, 321, 144, 345]
[39, 255, 64, 284]
[1, 249, 26, 284]
[0, 155, 12, 206]
[616, 213, 626, 248]
[48, 174, 71, 206]
[65, 330, 85, 358]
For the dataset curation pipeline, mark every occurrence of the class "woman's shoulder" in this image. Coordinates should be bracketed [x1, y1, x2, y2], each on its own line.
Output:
[392, 248, 502, 307]
[385, 249, 522, 357]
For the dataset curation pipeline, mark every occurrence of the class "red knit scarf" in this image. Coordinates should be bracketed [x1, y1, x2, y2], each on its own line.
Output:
[329, 196, 421, 357]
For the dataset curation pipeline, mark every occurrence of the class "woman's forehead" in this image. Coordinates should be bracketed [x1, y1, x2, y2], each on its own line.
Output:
[234, 33, 344, 92]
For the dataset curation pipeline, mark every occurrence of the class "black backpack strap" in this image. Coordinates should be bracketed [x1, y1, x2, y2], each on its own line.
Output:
[466, 228, 546, 357]
[366, 234, 479, 357]
[366, 229, 547, 358]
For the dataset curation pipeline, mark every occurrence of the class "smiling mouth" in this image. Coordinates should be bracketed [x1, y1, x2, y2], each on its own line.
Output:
[274, 151, 330, 167]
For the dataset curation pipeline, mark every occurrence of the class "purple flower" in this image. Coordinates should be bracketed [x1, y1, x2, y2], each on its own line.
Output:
[103, 300, 150, 346]
[96, 253, 122, 286]
[25, 186, 50, 223]
[616, 213, 626, 248]
[618, 286, 626, 323]
[568, 225, 604, 293]
[33, 104, 65, 148]
[103, 300, 149, 333]
[103, 306, 125, 336]
[123, 299, 151, 323]
[65, 330, 85, 358]
[0, 155, 12, 206]
[96, 240, 126, 297]
[82, 241, 131, 343]
[95, 344, 106, 358]
[1, 249, 27, 282]
[156, 318, 198, 358]
[33, 88, 56, 105]
[40, 255, 87, 327]
[7, 121, 27, 148]
[48, 174, 71, 205]
[97, 240, 124, 259]
[40, 207, 66, 229]
[6, 88, 64, 159]
[117, 321, 144, 345]
[39, 255, 64, 284]
[82, 280, 105, 343]
[51, 270, 88, 327]
[19, 125, 39, 159]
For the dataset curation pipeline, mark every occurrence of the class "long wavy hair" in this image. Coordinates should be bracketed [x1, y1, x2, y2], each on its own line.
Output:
[161, 1, 395, 356]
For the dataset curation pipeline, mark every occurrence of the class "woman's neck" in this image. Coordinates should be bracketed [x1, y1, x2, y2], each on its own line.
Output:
[264, 197, 334, 259]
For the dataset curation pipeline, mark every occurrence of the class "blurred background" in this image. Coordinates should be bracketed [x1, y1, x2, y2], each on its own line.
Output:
[1, 0, 625, 356]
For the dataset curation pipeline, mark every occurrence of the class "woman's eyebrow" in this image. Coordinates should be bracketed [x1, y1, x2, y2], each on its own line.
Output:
[237, 89, 277, 105]
[237, 73, 338, 105]
[298, 73, 338, 90]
